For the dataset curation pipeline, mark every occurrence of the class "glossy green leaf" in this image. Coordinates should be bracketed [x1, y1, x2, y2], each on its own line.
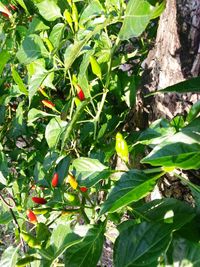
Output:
[149, 76, 200, 96]
[64, 18, 110, 72]
[36, 0, 62, 21]
[28, 70, 48, 104]
[64, 225, 105, 267]
[11, 66, 28, 95]
[166, 237, 200, 267]
[79, 0, 104, 25]
[114, 221, 172, 267]
[0, 246, 18, 267]
[0, 151, 8, 186]
[28, 17, 50, 34]
[28, 108, 57, 125]
[8, 102, 27, 139]
[141, 118, 200, 170]
[49, 23, 65, 49]
[50, 224, 82, 262]
[0, 211, 12, 224]
[0, 50, 10, 76]
[28, 59, 55, 89]
[45, 117, 68, 149]
[71, 157, 111, 187]
[186, 100, 200, 123]
[135, 198, 196, 229]
[100, 170, 162, 215]
[17, 34, 48, 65]
[119, 0, 161, 40]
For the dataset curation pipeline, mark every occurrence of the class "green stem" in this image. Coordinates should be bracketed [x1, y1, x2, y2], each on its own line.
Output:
[143, 167, 163, 174]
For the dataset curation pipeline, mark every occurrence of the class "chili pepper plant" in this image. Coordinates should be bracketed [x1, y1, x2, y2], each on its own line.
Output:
[0, 0, 200, 266]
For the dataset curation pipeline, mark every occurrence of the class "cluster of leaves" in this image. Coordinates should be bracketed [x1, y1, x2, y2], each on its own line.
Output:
[0, 0, 200, 266]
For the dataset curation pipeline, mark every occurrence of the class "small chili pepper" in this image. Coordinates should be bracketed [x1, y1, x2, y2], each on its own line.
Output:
[20, 231, 41, 249]
[74, 96, 81, 107]
[42, 100, 55, 109]
[65, 193, 75, 202]
[16, 256, 37, 267]
[32, 197, 47, 205]
[52, 173, 59, 187]
[115, 132, 129, 163]
[80, 187, 88, 193]
[0, 12, 9, 18]
[33, 208, 50, 215]
[76, 85, 85, 101]
[39, 87, 49, 98]
[9, 4, 17, 11]
[66, 174, 78, 190]
[90, 55, 102, 80]
[26, 209, 38, 223]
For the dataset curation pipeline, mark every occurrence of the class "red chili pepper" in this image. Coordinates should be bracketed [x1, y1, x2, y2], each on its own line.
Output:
[42, 100, 55, 109]
[52, 173, 59, 187]
[26, 209, 38, 223]
[9, 4, 17, 11]
[76, 85, 85, 101]
[32, 197, 47, 205]
[80, 187, 88, 193]
[1, 12, 9, 18]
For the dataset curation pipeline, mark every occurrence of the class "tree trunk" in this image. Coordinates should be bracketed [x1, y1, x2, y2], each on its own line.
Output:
[137, 0, 200, 126]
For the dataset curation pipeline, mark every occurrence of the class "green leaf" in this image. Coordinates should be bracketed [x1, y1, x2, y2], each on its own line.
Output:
[28, 17, 50, 34]
[8, 102, 27, 139]
[64, 18, 110, 72]
[36, 0, 62, 21]
[119, 0, 159, 40]
[36, 223, 51, 244]
[17, 34, 48, 65]
[55, 156, 70, 185]
[28, 59, 55, 90]
[186, 100, 200, 123]
[0, 211, 12, 224]
[0, 246, 18, 267]
[100, 170, 162, 215]
[114, 221, 172, 267]
[0, 151, 8, 186]
[50, 224, 82, 262]
[11, 66, 28, 95]
[167, 237, 200, 267]
[135, 198, 196, 229]
[148, 76, 200, 96]
[141, 118, 200, 170]
[28, 108, 57, 125]
[79, 0, 104, 25]
[71, 157, 111, 187]
[28, 70, 48, 104]
[45, 117, 68, 149]
[49, 23, 65, 49]
[64, 225, 105, 267]
[0, 50, 10, 76]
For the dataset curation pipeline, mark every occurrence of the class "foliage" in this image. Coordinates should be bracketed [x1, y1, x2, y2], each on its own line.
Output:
[0, 0, 200, 266]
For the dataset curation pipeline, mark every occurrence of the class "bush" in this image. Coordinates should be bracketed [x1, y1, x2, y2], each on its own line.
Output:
[0, 0, 200, 266]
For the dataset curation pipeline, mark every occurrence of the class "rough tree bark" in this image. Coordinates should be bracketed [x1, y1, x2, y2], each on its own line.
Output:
[141, 0, 200, 122]
[137, 0, 200, 201]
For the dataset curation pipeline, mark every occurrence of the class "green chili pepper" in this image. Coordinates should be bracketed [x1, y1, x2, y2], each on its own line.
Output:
[33, 207, 50, 215]
[16, 256, 37, 267]
[90, 56, 102, 80]
[20, 231, 41, 249]
[115, 132, 129, 163]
